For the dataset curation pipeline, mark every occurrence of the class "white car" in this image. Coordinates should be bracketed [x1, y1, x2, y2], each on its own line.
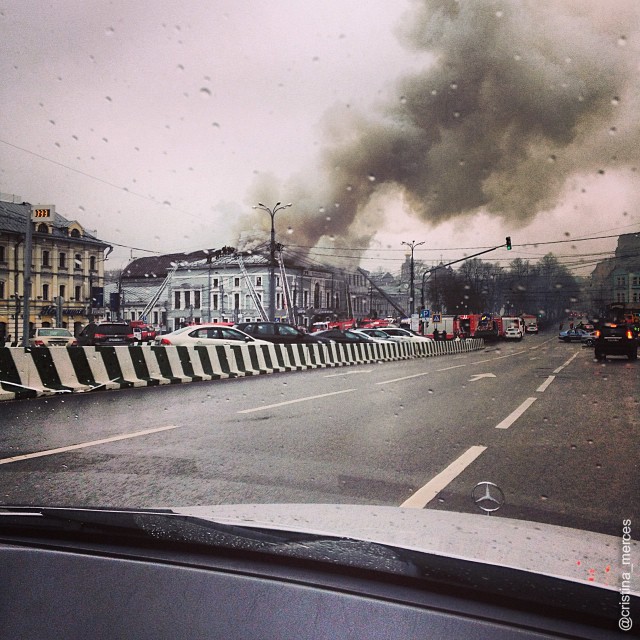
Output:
[379, 327, 432, 342]
[504, 326, 523, 340]
[351, 328, 395, 343]
[156, 324, 270, 347]
[29, 327, 77, 347]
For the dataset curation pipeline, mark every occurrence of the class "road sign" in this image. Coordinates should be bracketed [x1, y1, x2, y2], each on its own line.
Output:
[432, 313, 441, 323]
[421, 309, 430, 318]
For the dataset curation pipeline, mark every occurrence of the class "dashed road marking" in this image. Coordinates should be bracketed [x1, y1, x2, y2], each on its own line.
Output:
[0, 425, 183, 466]
[536, 375, 556, 392]
[401, 445, 487, 508]
[495, 397, 537, 429]
[238, 388, 356, 413]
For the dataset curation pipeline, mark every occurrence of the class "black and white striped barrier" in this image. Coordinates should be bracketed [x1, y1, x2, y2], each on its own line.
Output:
[0, 339, 484, 402]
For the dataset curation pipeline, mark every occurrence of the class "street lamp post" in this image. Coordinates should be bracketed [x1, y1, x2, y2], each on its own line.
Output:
[401, 240, 425, 317]
[252, 202, 292, 321]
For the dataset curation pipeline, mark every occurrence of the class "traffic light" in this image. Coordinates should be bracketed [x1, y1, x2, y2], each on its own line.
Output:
[506, 236, 512, 250]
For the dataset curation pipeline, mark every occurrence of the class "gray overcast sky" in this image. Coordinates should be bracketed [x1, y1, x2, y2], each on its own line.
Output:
[1, 1, 639, 274]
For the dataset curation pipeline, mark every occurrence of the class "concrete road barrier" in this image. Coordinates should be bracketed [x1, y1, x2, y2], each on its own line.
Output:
[0, 339, 484, 402]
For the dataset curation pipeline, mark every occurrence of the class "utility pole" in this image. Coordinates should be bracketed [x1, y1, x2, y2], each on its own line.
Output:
[401, 240, 425, 317]
[252, 202, 292, 321]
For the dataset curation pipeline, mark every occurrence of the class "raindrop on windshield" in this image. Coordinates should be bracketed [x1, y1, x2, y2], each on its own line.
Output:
[200, 87, 212, 96]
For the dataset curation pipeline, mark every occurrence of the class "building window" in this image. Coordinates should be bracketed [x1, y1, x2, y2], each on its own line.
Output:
[276, 292, 282, 309]
[212, 294, 219, 310]
[303, 290, 309, 307]
[70, 228, 81, 238]
[234, 277, 240, 287]
[174, 291, 181, 309]
[314, 282, 320, 308]
[194, 290, 201, 309]
[234, 293, 240, 309]
[42, 284, 50, 300]
[255, 276, 262, 287]
[212, 278, 219, 288]
[59, 252, 67, 268]
[0, 246, 5, 262]
[74, 254, 82, 270]
[326, 291, 331, 307]
[42, 250, 50, 267]
[37, 223, 48, 233]
[75, 285, 82, 300]
[90, 256, 97, 270]
[184, 291, 191, 308]
[0, 281, 4, 298]
[59, 285, 66, 299]
[276, 276, 281, 287]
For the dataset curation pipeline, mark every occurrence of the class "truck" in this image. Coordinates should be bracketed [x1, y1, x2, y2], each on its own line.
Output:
[455, 314, 482, 339]
[426, 315, 457, 340]
[473, 314, 502, 342]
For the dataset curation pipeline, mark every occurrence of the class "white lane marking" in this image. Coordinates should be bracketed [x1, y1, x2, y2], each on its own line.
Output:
[536, 375, 556, 393]
[324, 369, 372, 378]
[529, 337, 556, 351]
[471, 350, 527, 364]
[377, 363, 467, 386]
[495, 397, 537, 429]
[469, 373, 496, 382]
[401, 445, 487, 508]
[376, 371, 431, 385]
[0, 425, 182, 466]
[238, 388, 356, 414]
[435, 364, 467, 372]
[553, 350, 580, 374]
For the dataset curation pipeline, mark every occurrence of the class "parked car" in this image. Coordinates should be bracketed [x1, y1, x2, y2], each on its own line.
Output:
[379, 327, 432, 343]
[28, 327, 77, 347]
[351, 328, 395, 343]
[234, 322, 333, 344]
[558, 328, 595, 343]
[313, 329, 376, 344]
[594, 322, 638, 361]
[157, 324, 270, 347]
[76, 322, 135, 347]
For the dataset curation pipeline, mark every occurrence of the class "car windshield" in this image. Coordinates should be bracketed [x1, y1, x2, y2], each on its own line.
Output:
[0, 0, 638, 627]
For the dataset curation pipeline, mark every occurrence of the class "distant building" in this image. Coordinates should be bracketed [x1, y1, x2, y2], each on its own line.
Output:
[589, 232, 640, 312]
[115, 247, 373, 332]
[0, 197, 110, 340]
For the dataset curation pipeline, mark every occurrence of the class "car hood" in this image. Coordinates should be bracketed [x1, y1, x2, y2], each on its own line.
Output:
[174, 503, 637, 593]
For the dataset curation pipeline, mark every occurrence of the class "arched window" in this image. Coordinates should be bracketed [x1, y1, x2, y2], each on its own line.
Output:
[89, 256, 97, 270]
[69, 228, 81, 238]
[37, 223, 49, 233]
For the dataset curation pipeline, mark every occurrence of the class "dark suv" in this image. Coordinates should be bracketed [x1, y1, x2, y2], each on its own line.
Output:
[77, 321, 136, 347]
[594, 322, 638, 361]
[234, 322, 332, 344]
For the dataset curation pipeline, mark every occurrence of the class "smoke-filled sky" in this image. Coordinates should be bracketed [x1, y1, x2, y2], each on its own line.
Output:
[1, 0, 639, 274]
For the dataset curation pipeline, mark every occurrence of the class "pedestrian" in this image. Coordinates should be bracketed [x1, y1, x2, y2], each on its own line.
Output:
[433, 327, 439, 341]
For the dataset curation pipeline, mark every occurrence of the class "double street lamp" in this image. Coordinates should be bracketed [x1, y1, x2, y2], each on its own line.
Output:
[401, 240, 425, 316]
[252, 202, 292, 321]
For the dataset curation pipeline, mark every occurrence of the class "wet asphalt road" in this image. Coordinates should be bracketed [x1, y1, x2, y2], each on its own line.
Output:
[0, 333, 637, 536]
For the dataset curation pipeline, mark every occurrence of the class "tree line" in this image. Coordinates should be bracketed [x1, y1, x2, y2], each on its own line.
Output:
[425, 254, 582, 326]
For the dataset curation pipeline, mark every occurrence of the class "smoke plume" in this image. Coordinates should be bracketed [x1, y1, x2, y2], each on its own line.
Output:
[238, 0, 640, 260]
